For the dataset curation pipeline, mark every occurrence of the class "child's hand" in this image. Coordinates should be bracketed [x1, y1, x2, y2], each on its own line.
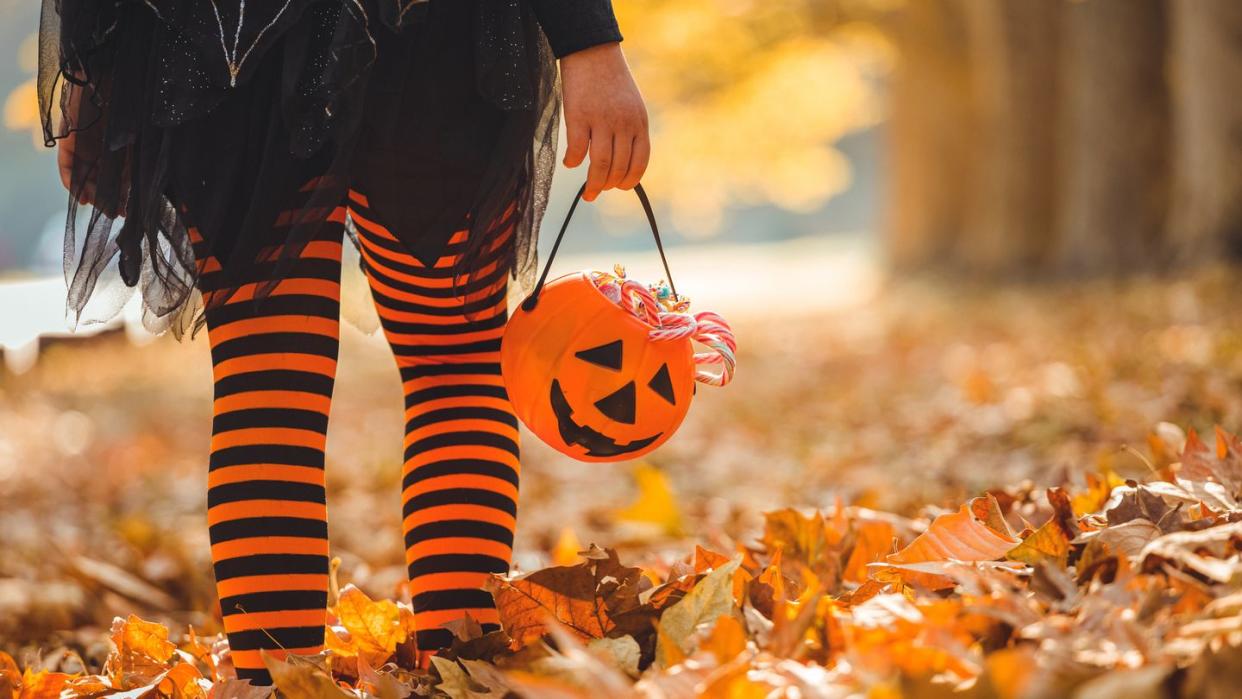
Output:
[560, 42, 650, 202]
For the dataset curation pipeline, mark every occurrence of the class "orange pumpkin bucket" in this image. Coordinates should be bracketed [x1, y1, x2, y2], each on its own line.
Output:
[501, 184, 736, 462]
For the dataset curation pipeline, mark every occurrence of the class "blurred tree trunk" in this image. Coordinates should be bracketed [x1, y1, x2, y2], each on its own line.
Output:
[1167, 0, 1242, 262]
[886, 0, 1242, 278]
[885, 0, 974, 270]
[1054, 0, 1169, 275]
[956, 0, 1060, 276]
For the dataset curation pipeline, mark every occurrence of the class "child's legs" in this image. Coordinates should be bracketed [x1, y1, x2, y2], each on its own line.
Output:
[348, 191, 519, 651]
[193, 208, 346, 683]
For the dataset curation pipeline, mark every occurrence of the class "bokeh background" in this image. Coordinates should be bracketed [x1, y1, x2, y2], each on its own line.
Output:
[3, 0, 1242, 662]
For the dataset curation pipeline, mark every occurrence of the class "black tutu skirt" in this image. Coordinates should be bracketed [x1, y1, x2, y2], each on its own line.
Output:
[38, 0, 559, 333]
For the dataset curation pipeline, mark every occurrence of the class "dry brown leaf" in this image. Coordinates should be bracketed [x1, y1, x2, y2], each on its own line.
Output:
[646, 572, 699, 614]
[18, 669, 76, 699]
[331, 585, 408, 668]
[430, 657, 490, 699]
[888, 505, 1019, 564]
[157, 662, 207, 699]
[1106, 483, 1174, 528]
[869, 559, 1026, 594]
[106, 614, 177, 689]
[356, 659, 410, 699]
[489, 551, 643, 648]
[1180, 428, 1242, 493]
[655, 558, 742, 666]
[206, 678, 274, 699]
[443, 614, 484, 644]
[749, 549, 787, 619]
[458, 658, 517, 695]
[509, 625, 634, 698]
[970, 494, 1015, 538]
[694, 545, 732, 575]
[181, 627, 218, 684]
[1140, 521, 1242, 583]
[1082, 518, 1160, 557]
[1072, 470, 1124, 517]
[1007, 522, 1070, 568]
[583, 637, 641, 679]
[1006, 515, 1071, 568]
[62, 675, 110, 697]
[262, 652, 353, 699]
[843, 518, 896, 583]
[762, 508, 845, 573]
[882, 504, 1019, 589]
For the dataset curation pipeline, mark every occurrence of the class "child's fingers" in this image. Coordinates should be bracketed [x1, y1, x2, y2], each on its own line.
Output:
[563, 118, 589, 168]
[584, 128, 613, 202]
[605, 134, 633, 191]
[618, 132, 650, 190]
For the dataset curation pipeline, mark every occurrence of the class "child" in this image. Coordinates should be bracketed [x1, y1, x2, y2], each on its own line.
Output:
[40, 0, 648, 684]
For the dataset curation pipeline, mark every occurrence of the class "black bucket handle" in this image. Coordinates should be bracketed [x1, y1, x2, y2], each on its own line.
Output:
[520, 182, 677, 312]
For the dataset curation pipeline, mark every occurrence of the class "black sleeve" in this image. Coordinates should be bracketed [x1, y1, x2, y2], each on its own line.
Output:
[528, 0, 623, 58]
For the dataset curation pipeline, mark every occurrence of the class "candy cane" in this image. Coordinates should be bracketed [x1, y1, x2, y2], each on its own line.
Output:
[650, 312, 696, 341]
[648, 312, 735, 386]
[621, 280, 661, 326]
[591, 269, 737, 387]
[690, 311, 736, 386]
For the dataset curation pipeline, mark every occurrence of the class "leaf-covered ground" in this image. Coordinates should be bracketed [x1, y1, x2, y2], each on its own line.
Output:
[4, 269, 1242, 697]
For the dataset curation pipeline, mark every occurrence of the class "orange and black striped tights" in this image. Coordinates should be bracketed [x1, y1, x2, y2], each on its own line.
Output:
[193, 190, 518, 684]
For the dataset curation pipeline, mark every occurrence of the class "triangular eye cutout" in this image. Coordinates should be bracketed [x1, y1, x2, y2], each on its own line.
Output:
[594, 381, 637, 424]
[647, 363, 676, 405]
[575, 340, 623, 370]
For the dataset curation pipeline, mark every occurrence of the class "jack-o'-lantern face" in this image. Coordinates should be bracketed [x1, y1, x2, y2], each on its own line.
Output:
[502, 273, 696, 462]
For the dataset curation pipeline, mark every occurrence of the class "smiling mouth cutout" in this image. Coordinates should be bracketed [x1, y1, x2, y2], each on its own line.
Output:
[550, 380, 662, 458]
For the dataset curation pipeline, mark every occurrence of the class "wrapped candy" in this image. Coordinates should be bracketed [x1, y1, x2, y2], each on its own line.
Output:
[588, 265, 736, 387]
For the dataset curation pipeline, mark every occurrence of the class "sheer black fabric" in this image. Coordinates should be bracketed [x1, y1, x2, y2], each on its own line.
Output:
[38, 0, 561, 334]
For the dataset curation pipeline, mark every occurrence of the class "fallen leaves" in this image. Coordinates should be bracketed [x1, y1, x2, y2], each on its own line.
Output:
[326, 585, 416, 672]
[1084, 517, 1161, 557]
[654, 558, 741, 666]
[0, 615, 216, 699]
[9, 426, 1242, 698]
[876, 502, 1019, 590]
[106, 614, 176, 687]
[1006, 488, 1078, 568]
[263, 653, 350, 699]
[487, 548, 647, 648]
[890, 503, 1020, 564]
[1140, 521, 1242, 584]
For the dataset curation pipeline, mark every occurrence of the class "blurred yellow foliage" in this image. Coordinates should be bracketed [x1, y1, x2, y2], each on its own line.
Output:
[5, 7, 895, 227]
[5, 33, 42, 147]
[614, 463, 684, 536]
[3, 78, 40, 148]
[612, 1, 894, 233]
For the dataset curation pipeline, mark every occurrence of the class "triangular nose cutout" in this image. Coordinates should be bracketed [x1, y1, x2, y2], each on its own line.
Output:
[594, 381, 637, 424]
[575, 340, 623, 370]
[648, 363, 676, 405]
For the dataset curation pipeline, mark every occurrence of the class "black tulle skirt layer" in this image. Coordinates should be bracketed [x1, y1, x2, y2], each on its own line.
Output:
[39, 0, 558, 333]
